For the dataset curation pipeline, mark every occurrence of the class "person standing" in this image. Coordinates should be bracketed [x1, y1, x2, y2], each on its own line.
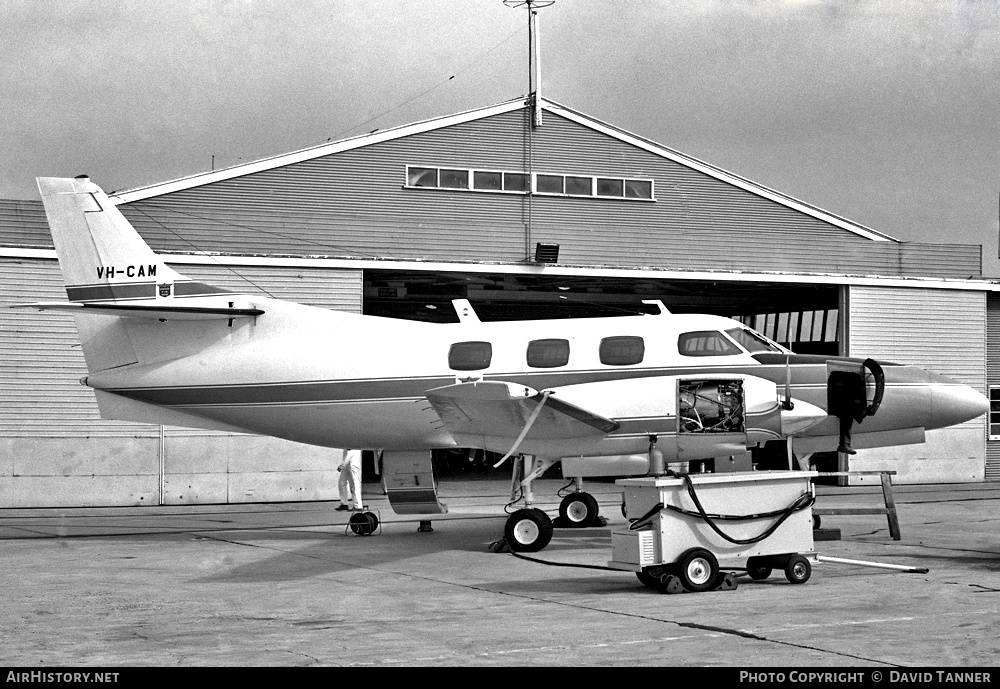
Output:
[336, 448, 363, 511]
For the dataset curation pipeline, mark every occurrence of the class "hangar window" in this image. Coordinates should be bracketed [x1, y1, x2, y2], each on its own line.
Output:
[678, 331, 741, 357]
[440, 169, 469, 189]
[527, 338, 570, 368]
[405, 165, 654, 201]
[474, 171, 503, 191]
[537, 174, 564, 194]
[565, 176, 592, 196]
[625, 179, 653, 199]
[504, 172, 529, 192]
[408, 167, 437, 187]
[449, 341, 493, 371]
[596, 178, 624, 197]
[989, 387, 1000, 440]
[599, 336, 645, 366]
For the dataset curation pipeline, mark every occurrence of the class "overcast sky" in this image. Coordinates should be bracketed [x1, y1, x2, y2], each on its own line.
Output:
[3, 0, 999, 275]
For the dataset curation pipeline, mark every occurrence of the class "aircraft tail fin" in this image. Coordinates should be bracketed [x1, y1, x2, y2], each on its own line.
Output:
[32, 176, 250, 373]
[37, 176, 190, 299]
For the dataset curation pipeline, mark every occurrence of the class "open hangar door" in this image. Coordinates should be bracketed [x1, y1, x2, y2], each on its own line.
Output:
[362, 268, 840, 480]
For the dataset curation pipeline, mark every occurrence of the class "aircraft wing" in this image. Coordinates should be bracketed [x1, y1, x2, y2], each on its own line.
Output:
[425, 381, 620, 445]
[12, 302, 264, 321]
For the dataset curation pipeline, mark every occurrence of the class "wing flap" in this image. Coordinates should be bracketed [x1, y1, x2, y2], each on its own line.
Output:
[425, 381, 620, 442]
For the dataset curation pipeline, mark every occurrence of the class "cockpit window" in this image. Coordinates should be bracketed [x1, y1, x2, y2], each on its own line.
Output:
[725, 327, 782, 353]
[678, 331, 741, 357]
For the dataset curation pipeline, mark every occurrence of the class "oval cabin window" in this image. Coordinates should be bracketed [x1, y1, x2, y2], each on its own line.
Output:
[527, 339, 570, 368]
[599, 336, 645, 366]
[448, 341, 493, 371]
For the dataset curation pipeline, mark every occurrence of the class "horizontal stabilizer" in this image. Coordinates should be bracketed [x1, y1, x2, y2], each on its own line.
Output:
[13, 302, 264, 321]
[425, 380, 620, 444]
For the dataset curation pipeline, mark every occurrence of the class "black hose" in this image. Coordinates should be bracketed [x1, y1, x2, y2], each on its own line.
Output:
[628, 471, 814, 546]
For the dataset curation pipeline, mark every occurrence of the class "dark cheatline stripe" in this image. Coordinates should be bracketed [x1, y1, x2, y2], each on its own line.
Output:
[67, 282, 155, 302]
[105, 377, 458, 406]
[67, 281, 233, 302]
[174, 282, 235, 296]
[99, 357, 856, 409]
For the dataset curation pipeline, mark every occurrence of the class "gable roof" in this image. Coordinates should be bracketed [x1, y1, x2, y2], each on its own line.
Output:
[110, 96, 897, 243]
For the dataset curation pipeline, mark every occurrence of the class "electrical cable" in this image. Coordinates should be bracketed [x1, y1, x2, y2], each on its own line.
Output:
[627, 470, 814, 546]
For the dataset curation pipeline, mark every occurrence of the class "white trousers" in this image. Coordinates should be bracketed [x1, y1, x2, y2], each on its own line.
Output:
[338, 452, 363, 509]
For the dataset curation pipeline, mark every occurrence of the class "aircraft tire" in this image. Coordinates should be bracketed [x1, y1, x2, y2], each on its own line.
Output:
[677, 548, 719, 593]
[558, 492, 599, 528]
[504, 508, 553, 552]
[784, 555, 812, 584]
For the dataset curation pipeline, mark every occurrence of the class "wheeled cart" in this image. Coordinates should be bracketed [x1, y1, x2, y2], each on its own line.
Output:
[608, 471, 818, 593]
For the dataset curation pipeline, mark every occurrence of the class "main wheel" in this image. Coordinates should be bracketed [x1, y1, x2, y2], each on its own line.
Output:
[746, 556, 772, 581]
[504, 508, 554, 553]
[784, 554, 812, 584]
[559, 492, 599, 528]
[348, 511, 379, 536]
[677, 548, 719, 593]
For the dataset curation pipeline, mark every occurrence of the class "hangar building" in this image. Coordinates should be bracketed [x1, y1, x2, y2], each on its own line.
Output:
[2, 97, 998, 507]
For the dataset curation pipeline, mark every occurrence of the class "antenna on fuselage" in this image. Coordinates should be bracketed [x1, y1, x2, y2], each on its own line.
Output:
[641, 299, 671, 315]
[452, 299, 481, 323]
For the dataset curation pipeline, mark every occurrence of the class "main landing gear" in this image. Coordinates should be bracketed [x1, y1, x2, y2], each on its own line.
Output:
[502, 457, 602, 553]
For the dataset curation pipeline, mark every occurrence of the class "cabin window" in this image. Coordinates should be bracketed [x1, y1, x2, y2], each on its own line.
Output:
[527, 338, 570, 368]
[725, 327, 781, 353]
[989, 387, 1000, 440]
[449, 341, 492, 371]
[599, 336, 645, 366]
[678, 331, 741, 357]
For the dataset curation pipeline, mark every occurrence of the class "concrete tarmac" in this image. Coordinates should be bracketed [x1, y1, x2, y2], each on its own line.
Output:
[1, 478, 998, 667]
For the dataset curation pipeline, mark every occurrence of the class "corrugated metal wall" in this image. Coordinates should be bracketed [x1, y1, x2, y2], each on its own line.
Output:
[108, 109, 979, 279]
[847, 285, 987, 483]
[0, 257, 362, 507]
[986, 293, 1000, 481]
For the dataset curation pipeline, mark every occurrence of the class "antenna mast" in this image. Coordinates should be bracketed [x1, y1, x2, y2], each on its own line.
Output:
[505, 0, 554, 128]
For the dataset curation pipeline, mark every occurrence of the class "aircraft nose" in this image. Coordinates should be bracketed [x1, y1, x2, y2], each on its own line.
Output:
[927, 371, 989, 430]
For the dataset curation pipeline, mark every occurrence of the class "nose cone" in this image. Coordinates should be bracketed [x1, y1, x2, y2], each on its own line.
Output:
[927, 371, 990, 430]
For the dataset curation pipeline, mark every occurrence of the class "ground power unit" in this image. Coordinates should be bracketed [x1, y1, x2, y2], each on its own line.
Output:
[608, 471, 818, 592]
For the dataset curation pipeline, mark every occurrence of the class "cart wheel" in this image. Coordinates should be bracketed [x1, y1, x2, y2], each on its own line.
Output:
[746, 556, 772, 581]
[677, 548, 719, 593]
[813, 514, 822, 529]
[559, 492, 599, 528]
[348, 511, 379, 536]
[784, 554, 812, 584]
[503, 508, 553, 553]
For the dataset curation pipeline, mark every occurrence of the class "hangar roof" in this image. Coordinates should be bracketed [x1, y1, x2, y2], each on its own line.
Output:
[110, 96, 897, 243]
